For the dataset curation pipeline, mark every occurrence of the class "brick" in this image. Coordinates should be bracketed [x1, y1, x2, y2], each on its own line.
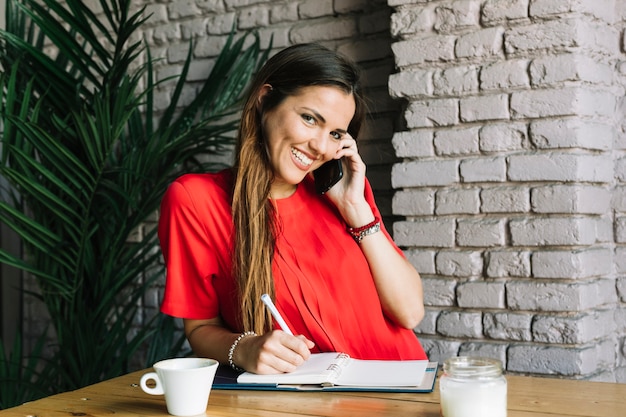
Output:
[532, 310, 616, 344]
[414, 307, 439, 335]
[483, 312, 532, 341]
[505, 20, 578, 54]
[418, 337, 462, 365]
[617, 217, 626, 243]
[508, 340, 616, 376]
[532, 248, 613, 279]
[480, 59, 530, 90]
[434, 127, 480, 156]
[334, 0, 369, 13]
[392, 189, 435, 216]
[205, 13, 237, 35]
[435, 188, 480, 215]
[456, 27, 505, 59]
[258, 27, 289, 48]
[433, 0, 480, 33]
[510, 217, 600, 246]
[341, 39, 393, 64]
[393, 218, 456, 247]
[290, 17, 358, 43]
[460, 157, 507, 182]
[390, 6, 434, 37]
[197, 0, 226, 13]
[507, 279, 617, 312]
[392, 36, 456, 67]
[193, 35, 228, 59]
[437, 311, 483, 338]
[530, 0, 616, 22]
[270, 2, 298, 23]
[168, 0, 202, 19]
[299, 0, 333, 18]
[531, 185, 611, 214]
[422, 276, 457, 306]
[153, 23, 182, 45]
[618, 156, 626, 182]
[388, 70, 433, 98]
[392, 130, 434, 158]
[479, 123, 528, 152]
[359, 9, 392, 36]
[459, 342, 508, 367]
[436, 250, 483, 277]
[187, 59, 216, 82]
[224, 0, 270, 7]
[511, 88, 616, 119]
[618, 279, 626, 303]
[529, 119, 614, 151]
[433, 65, 479, 96]
[405, 99, 459, 128]
[481, 186, 530, 213]
[392, 159, 458, 187]
[616, 247, 626, 274]
[486, 250, 531, 278]
[481, 0, 529, 24]
[508, 154, 613, 183]
[457, 218, 506, 247]
[237, 6, 270, 30]
[144, 4, 168, 24]
[404, 249, 436, 275]
[460, 94, 509, 122]
[361, 62, 396, 89]
[530, 54, 614, 86]
[180, 20, 207, 40]
[458, 281, 505, 308]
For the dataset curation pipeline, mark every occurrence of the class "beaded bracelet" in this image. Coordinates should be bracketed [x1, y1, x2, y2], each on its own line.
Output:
[347, 216, 381, 244]
[228, 331, 257, 371]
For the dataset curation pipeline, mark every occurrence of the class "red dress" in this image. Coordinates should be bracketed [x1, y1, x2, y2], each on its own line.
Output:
[158, 170, 427, 360]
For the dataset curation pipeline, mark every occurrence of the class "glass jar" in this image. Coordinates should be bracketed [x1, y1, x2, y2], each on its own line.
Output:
[439, 356, 507, 417]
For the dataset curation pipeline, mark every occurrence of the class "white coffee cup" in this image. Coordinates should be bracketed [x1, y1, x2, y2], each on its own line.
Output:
[140, 357, 219, 416]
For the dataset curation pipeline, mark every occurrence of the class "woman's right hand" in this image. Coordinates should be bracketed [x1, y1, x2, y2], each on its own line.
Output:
[235, 330, 315, 374]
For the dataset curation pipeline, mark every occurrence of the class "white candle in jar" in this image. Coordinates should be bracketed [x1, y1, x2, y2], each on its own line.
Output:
[439, 356, 507, 417]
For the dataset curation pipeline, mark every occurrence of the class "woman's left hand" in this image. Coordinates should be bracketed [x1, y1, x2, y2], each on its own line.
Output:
[324, 134, 373, 226]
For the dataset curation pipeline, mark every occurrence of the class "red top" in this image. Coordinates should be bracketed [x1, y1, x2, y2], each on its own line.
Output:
[158, 170, 427, 360]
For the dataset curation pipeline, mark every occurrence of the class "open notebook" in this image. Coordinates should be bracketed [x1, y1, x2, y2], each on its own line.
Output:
[213, 352, 438, 392]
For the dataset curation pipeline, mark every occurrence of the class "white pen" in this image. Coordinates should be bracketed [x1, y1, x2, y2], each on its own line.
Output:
[261, 293, 294, 335]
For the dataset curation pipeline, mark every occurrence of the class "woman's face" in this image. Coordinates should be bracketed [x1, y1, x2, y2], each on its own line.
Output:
[260, 85, 356, 198]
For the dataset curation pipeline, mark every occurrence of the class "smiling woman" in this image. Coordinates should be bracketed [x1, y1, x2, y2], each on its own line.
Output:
[260, 85, 356, 198]
[157, 43, 428, 376]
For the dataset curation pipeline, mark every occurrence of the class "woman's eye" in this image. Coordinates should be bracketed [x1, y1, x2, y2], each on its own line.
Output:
[302, 114, 315, 124]
[330, 131, 342, 140]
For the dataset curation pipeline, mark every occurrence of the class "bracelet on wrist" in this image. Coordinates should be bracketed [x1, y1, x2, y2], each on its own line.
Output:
[347, 216, 381, 244]
[228, 331, 257, 372]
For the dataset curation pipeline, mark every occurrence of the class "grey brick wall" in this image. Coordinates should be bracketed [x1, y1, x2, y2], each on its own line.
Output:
[389, 0, 626, 382]
[18, 0, 626, 382]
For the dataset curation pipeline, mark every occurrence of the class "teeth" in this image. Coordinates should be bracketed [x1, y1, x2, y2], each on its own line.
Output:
[291, 148, 313, 166]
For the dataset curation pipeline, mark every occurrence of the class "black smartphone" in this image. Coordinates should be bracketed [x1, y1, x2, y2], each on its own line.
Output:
[314, 159, 343, 194]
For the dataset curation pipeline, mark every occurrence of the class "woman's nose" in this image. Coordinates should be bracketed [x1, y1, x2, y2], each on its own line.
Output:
[309, 132, 331, 157]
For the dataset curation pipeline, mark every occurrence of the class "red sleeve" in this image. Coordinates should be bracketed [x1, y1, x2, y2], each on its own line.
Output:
[158, 179, 220, 319]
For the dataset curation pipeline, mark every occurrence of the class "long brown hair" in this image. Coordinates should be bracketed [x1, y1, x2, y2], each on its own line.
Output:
[232, 43, 366, 334]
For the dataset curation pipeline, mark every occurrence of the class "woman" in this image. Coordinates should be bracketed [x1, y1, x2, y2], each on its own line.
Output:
[158, 43, 427, 375]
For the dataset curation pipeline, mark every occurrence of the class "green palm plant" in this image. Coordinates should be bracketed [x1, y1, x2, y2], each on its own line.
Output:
[0, 0, 269, 406]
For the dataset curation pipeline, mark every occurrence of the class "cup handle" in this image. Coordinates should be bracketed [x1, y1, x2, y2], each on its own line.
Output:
[140, 372, 164, 395]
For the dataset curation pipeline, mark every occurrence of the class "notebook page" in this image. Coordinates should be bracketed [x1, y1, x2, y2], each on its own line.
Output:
[334, 358, 428, 387]
[237, 352, 344, 385]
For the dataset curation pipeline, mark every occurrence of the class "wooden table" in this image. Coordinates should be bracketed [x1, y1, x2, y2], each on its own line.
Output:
[1, 369, 624, 416]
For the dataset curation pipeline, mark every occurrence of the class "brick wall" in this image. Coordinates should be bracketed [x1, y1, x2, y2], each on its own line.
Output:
[19, 0, 626, 382]
[388, 0, 626, 382]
